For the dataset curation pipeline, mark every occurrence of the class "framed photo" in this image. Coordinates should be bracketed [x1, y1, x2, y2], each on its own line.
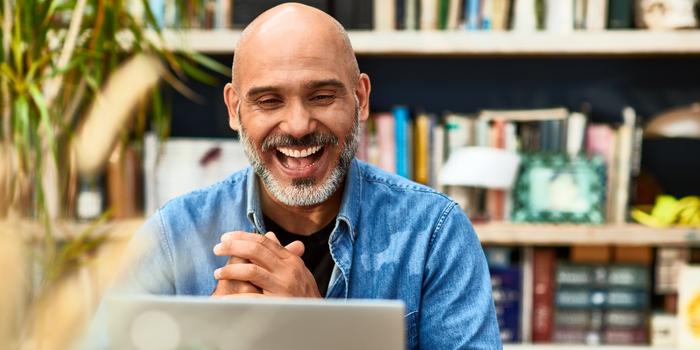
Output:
[512, 154, 606, 224]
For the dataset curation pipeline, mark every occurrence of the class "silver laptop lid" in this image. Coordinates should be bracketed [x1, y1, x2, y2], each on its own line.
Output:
[106, 295, 405, 350]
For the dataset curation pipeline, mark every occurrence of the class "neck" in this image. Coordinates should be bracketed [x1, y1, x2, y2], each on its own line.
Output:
[259, 178, 344, 236]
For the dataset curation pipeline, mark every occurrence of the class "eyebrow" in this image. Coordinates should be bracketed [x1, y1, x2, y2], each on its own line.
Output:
[245, 79, 347, 100]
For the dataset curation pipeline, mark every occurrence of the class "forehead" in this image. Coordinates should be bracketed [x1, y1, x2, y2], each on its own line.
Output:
[234, 22, 352, 91]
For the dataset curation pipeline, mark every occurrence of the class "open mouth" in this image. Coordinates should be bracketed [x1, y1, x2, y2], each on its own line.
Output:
[275, 145, 326, 171]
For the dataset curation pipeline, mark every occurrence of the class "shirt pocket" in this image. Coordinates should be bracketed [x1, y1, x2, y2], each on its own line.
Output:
[404, 310, 419, 349]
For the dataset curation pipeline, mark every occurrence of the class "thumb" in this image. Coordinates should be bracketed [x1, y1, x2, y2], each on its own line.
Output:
[285, 240, 305, 257]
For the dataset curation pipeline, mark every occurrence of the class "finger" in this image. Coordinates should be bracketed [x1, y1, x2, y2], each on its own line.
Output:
[215, 239, 281, 271]
[218, 231, 291, 259]
[211, 280, 261, 296]
[220, 231, 254, 242]
[285, 240, 305, 257]
[265, 231, 281, 245]
[214, 263, 278, 292]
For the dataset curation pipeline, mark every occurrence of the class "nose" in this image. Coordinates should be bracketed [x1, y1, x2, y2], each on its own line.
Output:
[280, 99, 316, 139]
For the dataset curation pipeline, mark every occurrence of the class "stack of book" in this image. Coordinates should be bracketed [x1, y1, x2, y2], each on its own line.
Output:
[485, 247, 522, 343]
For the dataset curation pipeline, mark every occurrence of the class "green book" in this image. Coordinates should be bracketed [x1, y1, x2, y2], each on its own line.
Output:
[607, 0, 634, 29]
[438, 0, 449, 30]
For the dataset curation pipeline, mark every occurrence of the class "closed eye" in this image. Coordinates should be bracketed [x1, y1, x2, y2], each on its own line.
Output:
[310, 94, 335, 105]
[257, 97, 283, 109]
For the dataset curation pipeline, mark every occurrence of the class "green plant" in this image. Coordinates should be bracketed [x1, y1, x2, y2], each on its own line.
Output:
[0, 1, 228, 345]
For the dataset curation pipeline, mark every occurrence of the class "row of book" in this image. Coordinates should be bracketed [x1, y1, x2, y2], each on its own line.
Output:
[135, 0, 372, 30]
[357, 106, 641, 224]
[485, 245, 699, 346]
[374, 0, 698, 32]
[136, 0, 699, 31]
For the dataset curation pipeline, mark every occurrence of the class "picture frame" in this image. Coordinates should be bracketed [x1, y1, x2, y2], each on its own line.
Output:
[512, 153, 606, 224]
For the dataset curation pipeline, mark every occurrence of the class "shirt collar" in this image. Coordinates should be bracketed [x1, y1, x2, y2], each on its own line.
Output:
[244, 159, 362, 240]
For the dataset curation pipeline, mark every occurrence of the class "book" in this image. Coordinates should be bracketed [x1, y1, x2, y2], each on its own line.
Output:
[612, 107, 636, 224]
[404, 0, 419, 30]
[374, 0, 396, 30]
[532, 248, 556, 342]
[491, 0, 511, 30]
[393, 106, 411, 178]
[396, 0, 406, 29]
[607, 0, 634, 29]
[373, 112, 397, 173]
[215, 0, 233, 29]
[333, 0, 373, 29]
[446, 0, 462, 30]
[413, 112, 431, 184]
[491, 266, 523, 342]
[511, 0, 538, 31]
[437, 0, 449, 30]
[420, 0, 439, 30]
[430, 116, 445, 189]
[544, 0, 574, 33]
[585, 0, 608, 30]
[573, 0, 586, 29]
[465, 0, 481, 30]
[603, 328, 648, 345]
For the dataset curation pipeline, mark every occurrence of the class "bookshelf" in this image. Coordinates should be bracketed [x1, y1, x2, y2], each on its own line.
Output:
[160, 29, 700, 56]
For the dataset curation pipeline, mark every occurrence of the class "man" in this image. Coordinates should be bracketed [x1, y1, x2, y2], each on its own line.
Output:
[125, 3, 501, 349]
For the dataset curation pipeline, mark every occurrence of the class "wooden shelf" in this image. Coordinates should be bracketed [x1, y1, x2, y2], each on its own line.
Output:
[474, 222, 700, 246]
[159, 29, 700, 56]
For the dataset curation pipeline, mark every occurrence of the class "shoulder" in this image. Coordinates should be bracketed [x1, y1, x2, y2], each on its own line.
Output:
[356, 160, 456, 209]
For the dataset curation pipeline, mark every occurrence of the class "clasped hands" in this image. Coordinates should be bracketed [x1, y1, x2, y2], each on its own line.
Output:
[211, 231, 322, 298]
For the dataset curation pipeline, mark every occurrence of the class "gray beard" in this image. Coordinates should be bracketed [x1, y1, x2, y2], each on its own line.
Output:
[237, 105, 360, 207]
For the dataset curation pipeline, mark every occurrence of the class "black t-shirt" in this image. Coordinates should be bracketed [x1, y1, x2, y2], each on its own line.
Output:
[263, 216, 335, 297]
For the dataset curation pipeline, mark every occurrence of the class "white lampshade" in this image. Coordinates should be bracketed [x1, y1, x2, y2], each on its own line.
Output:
[439, 147, 521, 189]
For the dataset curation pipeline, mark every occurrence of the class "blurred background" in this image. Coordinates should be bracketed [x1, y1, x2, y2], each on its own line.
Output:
[1, 0, 700, 349]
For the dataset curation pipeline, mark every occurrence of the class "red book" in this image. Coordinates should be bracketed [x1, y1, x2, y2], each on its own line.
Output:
[532, 248, 556, 342]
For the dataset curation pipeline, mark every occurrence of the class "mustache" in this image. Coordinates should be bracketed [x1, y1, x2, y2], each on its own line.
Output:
[261, 132, 339, 152]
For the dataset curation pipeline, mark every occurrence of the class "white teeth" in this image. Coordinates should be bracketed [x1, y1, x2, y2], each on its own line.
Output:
[277, 145, 322, 158]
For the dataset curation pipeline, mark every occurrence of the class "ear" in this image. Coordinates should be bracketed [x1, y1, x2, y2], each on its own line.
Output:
[223, 82, 240, 131]
[355, 73, 371, 123]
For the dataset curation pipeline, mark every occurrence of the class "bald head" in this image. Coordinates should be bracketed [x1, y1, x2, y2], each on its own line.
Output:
[232, 3, 359, 88]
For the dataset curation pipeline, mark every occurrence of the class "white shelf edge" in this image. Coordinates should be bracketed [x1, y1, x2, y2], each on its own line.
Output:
[473, 223, 700, 246]
[504, 345, 674, 350]
[159, 29, 700, 55]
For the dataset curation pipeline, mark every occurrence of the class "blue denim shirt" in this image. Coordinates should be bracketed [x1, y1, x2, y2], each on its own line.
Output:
[127, 159, 501, 349]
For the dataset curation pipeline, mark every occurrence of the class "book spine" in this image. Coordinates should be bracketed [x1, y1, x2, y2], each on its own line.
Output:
[585, 0, 608, 30]
[374, 112, 397, 173]
[532, 248, 555, 342]
[393, 106, 411, 178]
[465, 0, 481, 30]
[607, 0, 634, 29]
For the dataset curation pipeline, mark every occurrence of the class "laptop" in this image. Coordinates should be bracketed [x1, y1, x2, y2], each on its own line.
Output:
[106, 295, 405, 350]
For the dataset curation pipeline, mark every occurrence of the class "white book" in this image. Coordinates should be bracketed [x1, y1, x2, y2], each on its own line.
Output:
[511, 0, 538, 32]
[566, 112, 587, 156]
[585, 0, 608, 30]
[545, 0, 574, 33]
[374, 0, 396, 31]
[420, 0, 439, 30]
[405, 0, 418, 30]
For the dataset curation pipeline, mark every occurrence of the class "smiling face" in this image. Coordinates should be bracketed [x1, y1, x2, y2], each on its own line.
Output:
[223, 4, 371, 207]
